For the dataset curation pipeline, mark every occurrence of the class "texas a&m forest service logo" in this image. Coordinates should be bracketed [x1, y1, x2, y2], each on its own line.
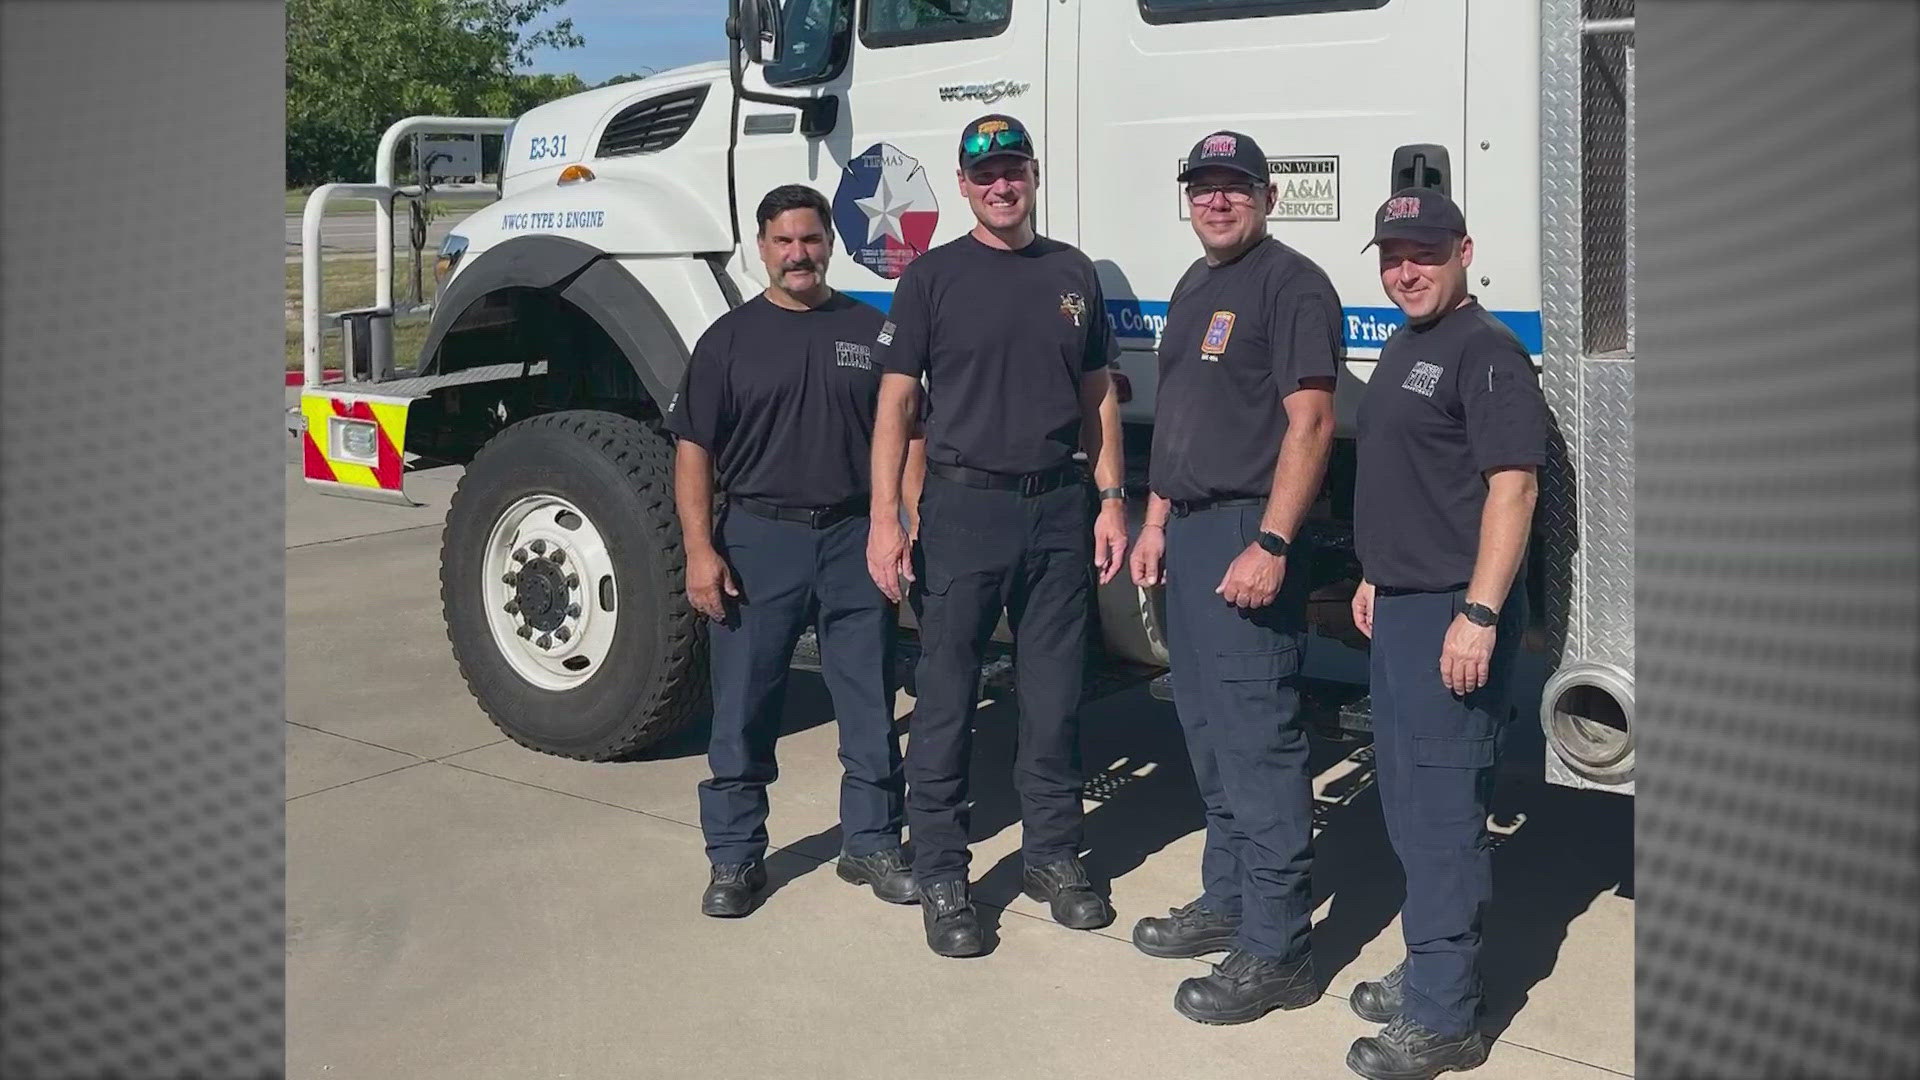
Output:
[833, 143, 939, 280]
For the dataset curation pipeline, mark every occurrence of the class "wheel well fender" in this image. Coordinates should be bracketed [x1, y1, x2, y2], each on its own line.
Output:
[419, 235, 690, 405]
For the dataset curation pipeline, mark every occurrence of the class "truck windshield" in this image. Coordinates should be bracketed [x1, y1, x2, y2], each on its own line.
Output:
[765, 0, 852, 87]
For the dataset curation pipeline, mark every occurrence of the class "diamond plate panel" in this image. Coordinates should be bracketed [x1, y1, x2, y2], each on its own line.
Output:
[1539, 0, 1586, 663]
[1539, 1, 1636, 689]
[1579, 359, 1634, 666]
[1584, 3, 1633, 355]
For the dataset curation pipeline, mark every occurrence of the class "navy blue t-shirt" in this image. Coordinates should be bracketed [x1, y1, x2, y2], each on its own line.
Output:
[874, 234, 1118, 475]
[1149, 237, 1344, 502]
[1354, 299, 1548, 590]
[664, 291, 886, 508]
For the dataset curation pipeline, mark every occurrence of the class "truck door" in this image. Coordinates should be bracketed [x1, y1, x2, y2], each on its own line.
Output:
[1076, 0, 1470, 430]
[728, 1, 1055, 312]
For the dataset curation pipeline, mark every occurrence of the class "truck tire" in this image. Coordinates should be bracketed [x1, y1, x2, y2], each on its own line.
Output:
[440, 410, 705, 759]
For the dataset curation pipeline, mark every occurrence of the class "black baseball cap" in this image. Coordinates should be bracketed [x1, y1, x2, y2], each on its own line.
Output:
[1364, 187, 1468, 250]
[1177, 130, 1269, 184]
[958, 114, 1037, 168]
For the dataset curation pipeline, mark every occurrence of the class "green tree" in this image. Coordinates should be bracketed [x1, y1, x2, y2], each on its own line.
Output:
[287, 0, 587, 186]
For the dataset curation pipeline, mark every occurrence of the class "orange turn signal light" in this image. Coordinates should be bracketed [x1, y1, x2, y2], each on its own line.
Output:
[557, 164, 596, 185]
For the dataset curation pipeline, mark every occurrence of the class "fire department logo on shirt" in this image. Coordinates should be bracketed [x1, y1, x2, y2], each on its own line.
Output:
[1402, 360, 1444, 397]
[835, 341, 873, 370]
[832, 143, 940, 280]
[1200, 310, 1236, 360]
[1059, 291, 1087, 327]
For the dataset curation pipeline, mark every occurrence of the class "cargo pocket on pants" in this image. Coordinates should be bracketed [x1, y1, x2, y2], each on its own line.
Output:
[1412, 734, 1497, 769]
[1214, 644, 1302, 721]
[1216, 644, 1301, 683]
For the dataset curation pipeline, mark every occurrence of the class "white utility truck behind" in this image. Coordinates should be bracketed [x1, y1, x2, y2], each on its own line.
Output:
[293, 0, 1636, 795]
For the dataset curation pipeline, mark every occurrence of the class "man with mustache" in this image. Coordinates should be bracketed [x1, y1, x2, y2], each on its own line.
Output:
[666, 184, 912, 918]
[1344, 187, 1546, 1079]
[868, 114, 1128, 957]
[1128, 130, 1339, 1024]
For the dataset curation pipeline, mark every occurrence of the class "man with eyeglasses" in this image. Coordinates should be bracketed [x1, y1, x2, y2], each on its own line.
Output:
[868, 113, 1128, 958]
[1342, 187, 1545, 1080]
[1127, 130, 1340, 1024]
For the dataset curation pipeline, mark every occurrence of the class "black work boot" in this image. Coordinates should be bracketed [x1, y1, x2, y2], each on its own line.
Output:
[1173, 949, 1320, 1025]
[918, 879, 985, 957]
[1350, 958, 1406, 1023]
[1021, 856, 1114, 930]
[836, 847, 917, 904]
[1132, 897, 1241, 958]
[700, 860, 767, 918]
[1346, 1016, 1490, 1080]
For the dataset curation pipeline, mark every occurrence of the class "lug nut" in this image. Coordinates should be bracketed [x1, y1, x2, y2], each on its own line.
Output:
[531, 539, 548, 555]
[516, 625, 532, 639]
[512, 548, 528, 563]
[554, 627, 571, 643]
[537, 633, 553, 649]
[504, 600, 520, 615]
[549, 549, 565, 565]
[501, 572, 517, 585]
[566, 604, 581, 618]
[565, 574, 579, 589]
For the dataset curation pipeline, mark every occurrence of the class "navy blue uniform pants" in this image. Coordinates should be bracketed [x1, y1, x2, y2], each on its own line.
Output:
[1370, 586, 1527, 1036]
[1163, 501, 1316, 962]
[906, 472, 1094, 885]
[699, 505, 904, 865]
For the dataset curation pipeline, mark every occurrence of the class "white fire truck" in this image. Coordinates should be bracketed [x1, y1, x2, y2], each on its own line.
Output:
[292, 0, 1636, 794]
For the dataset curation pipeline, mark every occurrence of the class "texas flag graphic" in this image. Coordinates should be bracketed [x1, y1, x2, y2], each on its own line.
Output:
[833, 143, 940, 280]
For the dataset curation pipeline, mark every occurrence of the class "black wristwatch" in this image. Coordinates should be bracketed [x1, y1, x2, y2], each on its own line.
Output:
[1255, 530, 1289, 557]
[1098, 486, 1125, 502]
[1462, 601, 1499, 627]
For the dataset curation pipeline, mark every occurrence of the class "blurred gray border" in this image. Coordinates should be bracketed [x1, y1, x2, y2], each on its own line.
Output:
[1, 2, 286, 1076]
[3, 1, 1918, 1077]
[1638, 1, 1920, 1076]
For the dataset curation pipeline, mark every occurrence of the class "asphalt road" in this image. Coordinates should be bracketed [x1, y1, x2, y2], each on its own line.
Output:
[284, 413, 1636, 1079]
[286, 210, 470, 262]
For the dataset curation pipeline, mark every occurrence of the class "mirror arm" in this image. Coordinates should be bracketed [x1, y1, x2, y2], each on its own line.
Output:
[726, 16, 839, 138]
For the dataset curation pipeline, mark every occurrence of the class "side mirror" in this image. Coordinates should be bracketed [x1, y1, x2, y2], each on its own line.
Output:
[731, 0, 781, 66]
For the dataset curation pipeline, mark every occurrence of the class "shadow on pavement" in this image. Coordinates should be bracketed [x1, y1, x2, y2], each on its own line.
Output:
[923, 681, 1631, 1037]
[1310, 738, 1634, 1041]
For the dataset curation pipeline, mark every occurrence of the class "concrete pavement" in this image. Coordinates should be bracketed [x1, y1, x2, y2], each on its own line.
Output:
[285, 429, 1635, 1079]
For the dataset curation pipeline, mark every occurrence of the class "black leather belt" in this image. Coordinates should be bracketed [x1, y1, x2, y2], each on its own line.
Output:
[1374, 583, 1468, 597]
[729, 494, 864, 529]
[1167, 496, 1264, 517]
[927, 460, 1085, 497]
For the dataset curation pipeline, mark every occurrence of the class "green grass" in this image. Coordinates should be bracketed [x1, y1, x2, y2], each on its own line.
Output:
[286, 188, 499, 217]
[285, 258, 433, 372]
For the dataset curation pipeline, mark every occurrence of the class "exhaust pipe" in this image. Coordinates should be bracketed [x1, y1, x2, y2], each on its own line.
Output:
[1541, 661, 1634, 786]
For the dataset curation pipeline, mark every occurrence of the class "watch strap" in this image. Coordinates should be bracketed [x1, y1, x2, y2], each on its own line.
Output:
[1098, 486, 1125, 501]
[1255, 530, 1289, 557]
[1462, 601, 1498, 627]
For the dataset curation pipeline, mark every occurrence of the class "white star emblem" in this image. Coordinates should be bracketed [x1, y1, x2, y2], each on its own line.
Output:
[856, 175, 912, 244]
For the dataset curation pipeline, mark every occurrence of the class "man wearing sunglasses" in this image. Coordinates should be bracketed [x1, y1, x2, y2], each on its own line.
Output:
[868, 113, 1128, 958]
[1128, 130, 1340, 1025]
[1343, 188, 1545, 1080]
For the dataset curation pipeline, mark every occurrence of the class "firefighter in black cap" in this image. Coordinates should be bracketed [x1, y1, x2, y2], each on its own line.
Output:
[1343, 186, 1546, 1080]
[867, 113, 1128, 958]
[1127, 129, 1341, 1024]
